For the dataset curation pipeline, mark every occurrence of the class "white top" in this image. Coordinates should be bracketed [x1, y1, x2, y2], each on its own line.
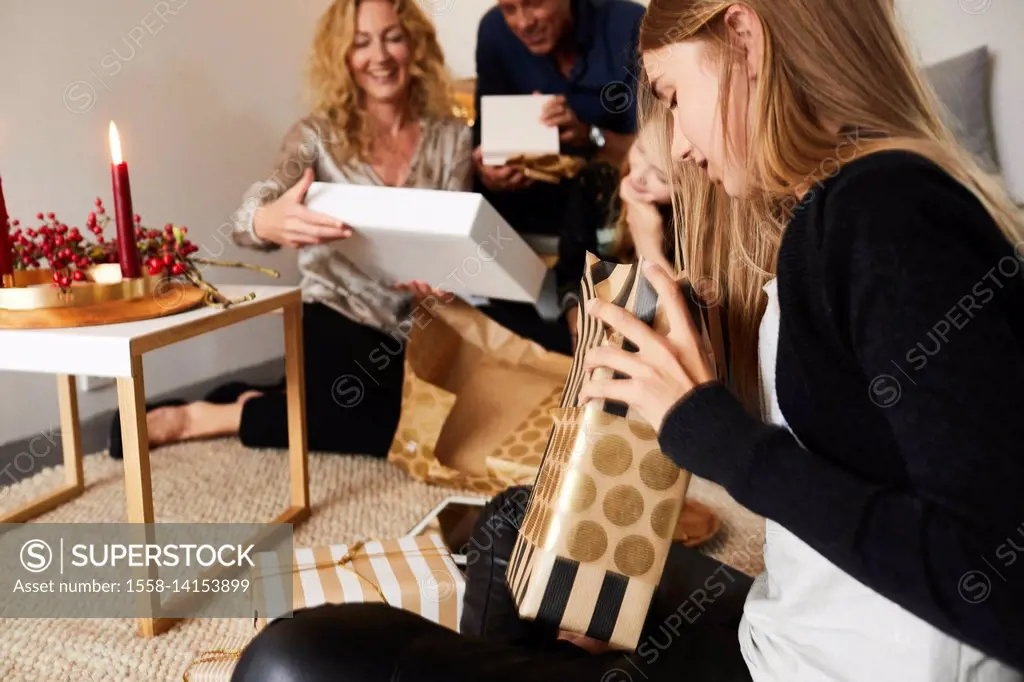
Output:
[739, 279, 1020, 682]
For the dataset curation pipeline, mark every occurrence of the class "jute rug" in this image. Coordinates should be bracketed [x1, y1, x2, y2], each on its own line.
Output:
[0, 439, 764, 681]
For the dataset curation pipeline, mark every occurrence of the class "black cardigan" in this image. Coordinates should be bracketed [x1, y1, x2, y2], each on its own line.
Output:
[659, 151, 1024, 670]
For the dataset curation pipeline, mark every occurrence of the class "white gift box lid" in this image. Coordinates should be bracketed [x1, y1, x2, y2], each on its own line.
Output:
[304, 182, 547, 303]
[480, 94, 560, 166]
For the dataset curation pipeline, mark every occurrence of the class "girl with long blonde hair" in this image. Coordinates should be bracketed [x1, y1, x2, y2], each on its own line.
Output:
[232, 1, 1024, 680]
[110, 0, 472, 460]
[582, 0, 1024, 677]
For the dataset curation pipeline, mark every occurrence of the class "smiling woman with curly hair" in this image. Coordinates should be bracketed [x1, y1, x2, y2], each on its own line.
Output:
[307, 0, 457, 166]
[107, 0, 472, 461]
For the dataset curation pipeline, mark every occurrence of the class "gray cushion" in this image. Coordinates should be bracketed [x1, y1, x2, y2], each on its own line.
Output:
[924, 46, 999, 173]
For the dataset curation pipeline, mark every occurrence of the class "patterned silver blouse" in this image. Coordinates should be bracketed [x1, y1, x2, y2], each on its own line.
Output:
[231, 114, 474, 332]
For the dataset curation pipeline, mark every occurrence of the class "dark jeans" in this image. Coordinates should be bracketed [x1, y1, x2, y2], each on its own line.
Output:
[232, 303, 404, 456]
[232, 486, 754, 682]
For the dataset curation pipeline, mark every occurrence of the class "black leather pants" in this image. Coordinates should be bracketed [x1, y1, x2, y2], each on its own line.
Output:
[232, 486, 754, 682]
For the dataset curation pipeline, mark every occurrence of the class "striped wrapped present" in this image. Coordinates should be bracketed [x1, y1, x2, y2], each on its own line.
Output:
[506, 255, 728, 651]
[252, 533, 465, 632]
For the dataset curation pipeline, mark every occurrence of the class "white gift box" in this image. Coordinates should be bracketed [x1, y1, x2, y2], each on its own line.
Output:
[304, 183, 547, 303]
[480, 94, 560, 166]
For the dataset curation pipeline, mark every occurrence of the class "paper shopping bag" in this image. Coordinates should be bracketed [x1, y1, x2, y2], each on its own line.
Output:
[386, 297, 572, 495]
[506, 254, 729, 651]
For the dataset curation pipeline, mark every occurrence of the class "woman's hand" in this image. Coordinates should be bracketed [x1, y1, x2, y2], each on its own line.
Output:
[620, 175, 664, 234]
[394, 280, 455, 303]
[619, 177, 674, 274]
[253, 168, 352, 247]
[578, 262, 716, 430]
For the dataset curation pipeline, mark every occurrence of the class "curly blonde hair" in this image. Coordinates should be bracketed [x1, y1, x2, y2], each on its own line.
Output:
[307, 0, 454, 164]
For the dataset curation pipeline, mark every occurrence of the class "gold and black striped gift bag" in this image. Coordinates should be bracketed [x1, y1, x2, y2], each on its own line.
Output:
[506, 254, 728, 651]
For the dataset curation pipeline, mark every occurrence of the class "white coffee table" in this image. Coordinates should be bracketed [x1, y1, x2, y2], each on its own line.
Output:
[0, 284, 310, 636]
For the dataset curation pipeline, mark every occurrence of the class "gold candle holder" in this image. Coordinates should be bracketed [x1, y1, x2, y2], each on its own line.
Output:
[0, 263, 167, 311]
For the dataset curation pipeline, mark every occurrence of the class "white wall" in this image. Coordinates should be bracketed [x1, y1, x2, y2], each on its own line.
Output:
[0, 0, 331, 444]
[431, 1, 490, 79]
[434, 0, 1023, 199]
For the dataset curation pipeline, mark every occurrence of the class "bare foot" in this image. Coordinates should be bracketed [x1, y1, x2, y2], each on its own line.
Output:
[147, 405, 193, 446]
[146, 391, 262, 447]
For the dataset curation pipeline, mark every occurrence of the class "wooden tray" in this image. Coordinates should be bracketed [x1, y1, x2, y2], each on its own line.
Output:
[673, 499, 722, 548]
[0, 283, 206, 329]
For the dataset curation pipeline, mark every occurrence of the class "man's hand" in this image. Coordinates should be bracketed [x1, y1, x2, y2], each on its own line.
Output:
[253, 168, 351, 247]
[472, 146, 533, 192]
[539, 93, 590, 146]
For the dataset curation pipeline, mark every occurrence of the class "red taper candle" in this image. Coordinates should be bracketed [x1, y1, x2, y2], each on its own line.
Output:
[0, 175, 12, 287]
[109, 121, 141, 279]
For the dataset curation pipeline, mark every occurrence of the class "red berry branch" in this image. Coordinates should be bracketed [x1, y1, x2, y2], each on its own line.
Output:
[8, 209, 108, 288]
[5, 198, 278, 307]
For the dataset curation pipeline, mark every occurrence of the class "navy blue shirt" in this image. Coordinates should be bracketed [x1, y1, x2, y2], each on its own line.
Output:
[472, 0, 645, 148]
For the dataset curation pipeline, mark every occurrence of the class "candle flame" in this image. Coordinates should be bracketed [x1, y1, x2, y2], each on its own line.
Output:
[109, 121, 123, 165]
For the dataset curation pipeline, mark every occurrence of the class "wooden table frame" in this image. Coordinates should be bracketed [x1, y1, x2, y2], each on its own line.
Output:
[0, 288, 310, 637]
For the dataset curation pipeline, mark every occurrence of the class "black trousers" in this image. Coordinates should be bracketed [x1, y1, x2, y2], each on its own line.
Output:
[232, 486, 754, 682]
[228, 303, 405, 456]
[231, 300, 572, 454]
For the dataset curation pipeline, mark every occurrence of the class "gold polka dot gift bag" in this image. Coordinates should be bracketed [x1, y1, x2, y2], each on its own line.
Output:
[506, 254, 729, 651]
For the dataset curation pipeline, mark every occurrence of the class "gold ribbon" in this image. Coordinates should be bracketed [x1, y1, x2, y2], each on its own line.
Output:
[328, 540, 386, 602]
[505, 154, 586, 183]
[181, 648, 244, 681]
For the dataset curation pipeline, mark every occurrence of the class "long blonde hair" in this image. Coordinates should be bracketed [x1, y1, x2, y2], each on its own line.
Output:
[638, 0, 1023, 414]
[308, 0, 454, 164]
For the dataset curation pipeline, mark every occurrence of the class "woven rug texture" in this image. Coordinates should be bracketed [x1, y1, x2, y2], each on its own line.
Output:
[0, 439, 764, 681]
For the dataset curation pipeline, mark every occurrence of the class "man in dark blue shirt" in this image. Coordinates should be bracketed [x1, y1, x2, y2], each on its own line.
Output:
[470, 0, 645, 354]
[471, 0, 645, 236]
